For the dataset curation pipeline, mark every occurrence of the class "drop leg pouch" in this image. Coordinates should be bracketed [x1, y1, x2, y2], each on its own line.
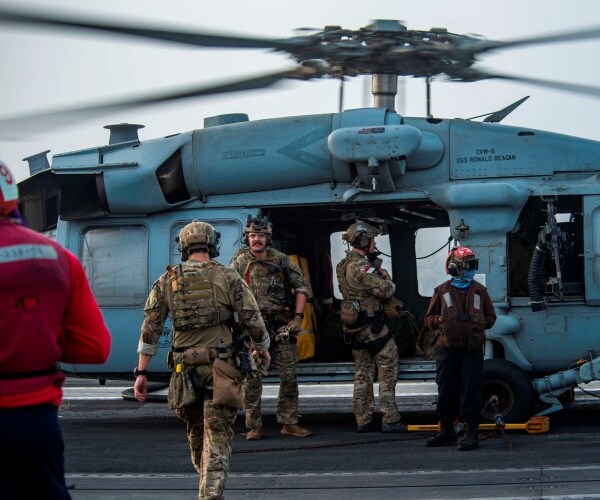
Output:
[167, 369, 196, 410]
[212, 358, 244, 410]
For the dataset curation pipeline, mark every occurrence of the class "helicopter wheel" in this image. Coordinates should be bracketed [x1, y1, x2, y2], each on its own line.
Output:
[481, 359, 537, 423]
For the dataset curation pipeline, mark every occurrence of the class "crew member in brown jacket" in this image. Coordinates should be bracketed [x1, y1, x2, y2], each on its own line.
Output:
[423, 246, 496, 451]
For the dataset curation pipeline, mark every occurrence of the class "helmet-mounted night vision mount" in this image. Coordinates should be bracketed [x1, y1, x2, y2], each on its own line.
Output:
[176, 220, 221, 259]
[242, 215, 273, 245]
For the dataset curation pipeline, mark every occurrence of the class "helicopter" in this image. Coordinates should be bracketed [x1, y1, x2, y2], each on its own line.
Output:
[3, 4, 600, 423]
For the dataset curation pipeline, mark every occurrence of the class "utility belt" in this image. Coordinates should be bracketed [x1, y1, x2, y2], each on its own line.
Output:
[351, 330, 393, 355]
[349, 309, 386, 330]
[168, 345, 231, 372]
[167, 345, 244, 411]
[0, 365, 58, 380]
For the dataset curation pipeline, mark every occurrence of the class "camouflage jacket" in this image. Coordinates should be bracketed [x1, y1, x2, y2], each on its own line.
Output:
[336, 250, 395, 306]
[336, 250, 396, 341]
[230, 247, 311, 316]
[138, 260, 269, 356]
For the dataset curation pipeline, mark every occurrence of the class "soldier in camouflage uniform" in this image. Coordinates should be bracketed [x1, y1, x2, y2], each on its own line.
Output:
[230, 217, 312, 440]
[336, 221, 407, 433]
[134, 221, 270, 500]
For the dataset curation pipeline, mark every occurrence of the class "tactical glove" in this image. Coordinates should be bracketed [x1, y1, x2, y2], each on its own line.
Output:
[383, 296, 405, 320]
[252, 350, 270, 376]
[287, 317, 303, 335]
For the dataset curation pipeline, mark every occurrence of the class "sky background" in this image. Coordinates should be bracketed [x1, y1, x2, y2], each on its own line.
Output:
[1, 0, 600, 182]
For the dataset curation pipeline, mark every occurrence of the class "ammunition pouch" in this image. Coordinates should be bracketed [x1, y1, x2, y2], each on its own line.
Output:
[345, 309, 386, 333]
[184, 346, 211, 365]
[167, 367, 196, 410]
[340, 300, 359, 325]
[212, 359, 244, 410]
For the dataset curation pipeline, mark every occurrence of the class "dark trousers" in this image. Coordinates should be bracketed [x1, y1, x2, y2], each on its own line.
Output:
[0, 404, 71, 500]
[435, 346, 484, 427]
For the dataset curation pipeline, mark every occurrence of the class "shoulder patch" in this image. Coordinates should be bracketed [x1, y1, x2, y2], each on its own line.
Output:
[361, 266, 379, 274]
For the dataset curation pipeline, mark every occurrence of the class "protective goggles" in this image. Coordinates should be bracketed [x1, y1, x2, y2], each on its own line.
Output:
[461, 258, 479, 271]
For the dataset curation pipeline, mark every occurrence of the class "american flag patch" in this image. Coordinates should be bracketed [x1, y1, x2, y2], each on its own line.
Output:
[362, 266, 378, 274]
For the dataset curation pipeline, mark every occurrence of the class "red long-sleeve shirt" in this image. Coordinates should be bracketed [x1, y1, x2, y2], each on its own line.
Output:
[0, 219, 111, 408]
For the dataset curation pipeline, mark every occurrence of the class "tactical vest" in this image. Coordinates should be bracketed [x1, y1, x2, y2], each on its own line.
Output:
[237, 250, 293, 312]
[167, 262, 233, 332]
[439, 280, 487, 341]
[336, 255, 382, 313]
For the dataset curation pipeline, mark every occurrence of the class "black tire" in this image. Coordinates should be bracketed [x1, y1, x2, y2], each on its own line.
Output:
[481, 359, 537, 423]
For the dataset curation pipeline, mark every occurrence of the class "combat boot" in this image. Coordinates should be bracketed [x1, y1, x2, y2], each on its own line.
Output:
[356, 420, 379, 433]
[458, 424, 479, 451]
[425, 427, 458, 447]
[381, 419, 408, 433]
[246, 427, 263, 440]
[281, 424, 311, 437]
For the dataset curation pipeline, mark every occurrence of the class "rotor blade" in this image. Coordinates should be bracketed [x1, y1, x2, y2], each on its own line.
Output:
[482, 96, 530, 123]
[0, 7, 304, 50]
[0, 67, 320, 138]
[466, 26, 600, 54]
[456, 68, 600, 98]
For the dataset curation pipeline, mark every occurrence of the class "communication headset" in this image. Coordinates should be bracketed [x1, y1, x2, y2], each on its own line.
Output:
[448, 261, 459, 277]
[342, 222, 376, 250]
[353, 231, 371, 250]
[208, 230, 221, 258]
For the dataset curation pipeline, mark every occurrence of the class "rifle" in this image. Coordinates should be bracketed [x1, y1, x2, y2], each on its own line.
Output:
[232, 312, 258, 379]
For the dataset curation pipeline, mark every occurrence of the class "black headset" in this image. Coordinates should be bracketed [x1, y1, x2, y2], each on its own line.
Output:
[353, 232, 371, 250]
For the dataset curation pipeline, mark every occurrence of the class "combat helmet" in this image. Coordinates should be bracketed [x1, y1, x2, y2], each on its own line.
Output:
[0, 160, 19, 216]
[342, 221, 381, 250]
[178, 220, 221, 258]
[242, 215, 272, 245]
[445, 246, 479, 277]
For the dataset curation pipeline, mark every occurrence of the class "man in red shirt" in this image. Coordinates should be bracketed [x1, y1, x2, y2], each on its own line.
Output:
[0, 161, 112, 499]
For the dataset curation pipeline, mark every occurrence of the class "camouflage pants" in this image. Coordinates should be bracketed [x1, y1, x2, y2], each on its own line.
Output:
[352, 332, 400, 425]
[244, 339, 299, 428]
[176, 400, 237, 500]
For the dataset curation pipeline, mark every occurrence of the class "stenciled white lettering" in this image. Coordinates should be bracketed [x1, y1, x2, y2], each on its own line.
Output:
[0, 244, 58, 264]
